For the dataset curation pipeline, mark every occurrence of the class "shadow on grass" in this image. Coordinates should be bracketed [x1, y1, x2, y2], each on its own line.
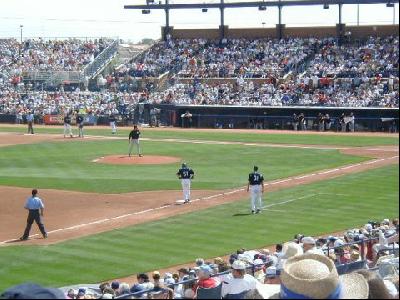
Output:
[232, 213, 253, 217]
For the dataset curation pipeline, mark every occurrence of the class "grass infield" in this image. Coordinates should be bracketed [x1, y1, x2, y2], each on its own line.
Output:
[0, 165, 398, 290]
[0, 139, 368, 193]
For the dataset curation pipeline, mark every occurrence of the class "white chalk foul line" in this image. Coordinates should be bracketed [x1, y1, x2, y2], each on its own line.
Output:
[1, 154, 396, 245]
[295, 173, 317, 180]
[318, 168, 340, 175]
[262, 194, 316, 209]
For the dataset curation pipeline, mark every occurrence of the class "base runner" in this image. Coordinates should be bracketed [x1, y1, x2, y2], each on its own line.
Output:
[176, 163, 194, 204]
[247, 166, 265, 214]
[128, 125, 143, 157]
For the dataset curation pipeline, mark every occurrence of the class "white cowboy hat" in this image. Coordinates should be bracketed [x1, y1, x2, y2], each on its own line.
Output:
[274, 254, 369, 299]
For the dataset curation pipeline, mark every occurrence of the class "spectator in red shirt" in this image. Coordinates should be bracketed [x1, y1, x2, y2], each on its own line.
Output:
[193, 264, 220, 297]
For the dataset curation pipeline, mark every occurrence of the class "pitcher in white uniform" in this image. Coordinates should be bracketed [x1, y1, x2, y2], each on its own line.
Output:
[176, 163, 195, 204]
[247, 166, 265, 214]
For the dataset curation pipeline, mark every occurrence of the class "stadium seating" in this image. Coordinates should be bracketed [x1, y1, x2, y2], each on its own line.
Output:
[1, 36, 398, 112]
[34, 217, 396, 299]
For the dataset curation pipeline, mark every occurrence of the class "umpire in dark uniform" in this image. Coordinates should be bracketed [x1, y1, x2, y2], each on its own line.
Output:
[20, 189, 47, 241]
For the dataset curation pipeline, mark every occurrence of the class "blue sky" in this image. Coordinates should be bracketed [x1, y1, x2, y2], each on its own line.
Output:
[0, 0, 398, 42]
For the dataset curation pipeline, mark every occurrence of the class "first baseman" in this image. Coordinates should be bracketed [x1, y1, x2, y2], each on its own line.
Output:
[20, 189, 47, 241]
[247, 166, 265, 214]
[177, 163, 194, 204]
[128, 125, 143, 157]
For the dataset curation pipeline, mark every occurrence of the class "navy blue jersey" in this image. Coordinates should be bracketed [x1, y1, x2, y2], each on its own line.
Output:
[129, 129, 141, 140]
[76, 115, 84, 125]
[249, 172, 264, 185]
[64, 116, 71, 125]
[177, 168, 194, 179]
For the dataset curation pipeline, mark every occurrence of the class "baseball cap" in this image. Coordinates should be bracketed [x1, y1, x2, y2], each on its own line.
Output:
[111, 281, 120, 290]
[78, 288, 86, 296]
[164, 277, 175, 285]
[334, 239, 345, 248]
[253, 259, 264, 266]
[231, 260, 246, 270]
[365, 223, 373, 232]
[199, 265, 213, 276]
[1, 283, 65, 299]
[302, 236, 316, 245]
[164, 272, 173, 279]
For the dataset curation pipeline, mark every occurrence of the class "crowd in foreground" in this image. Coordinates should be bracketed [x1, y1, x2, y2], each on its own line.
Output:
[1, 218, 398, 299]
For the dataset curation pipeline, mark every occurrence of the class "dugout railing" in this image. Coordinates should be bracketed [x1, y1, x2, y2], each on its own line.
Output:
[113, 236, 398, 299]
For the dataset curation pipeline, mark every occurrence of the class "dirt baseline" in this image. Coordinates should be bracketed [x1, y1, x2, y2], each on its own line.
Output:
[93, 155, 182, 165]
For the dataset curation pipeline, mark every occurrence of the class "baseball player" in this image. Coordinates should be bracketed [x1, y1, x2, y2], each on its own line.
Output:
[247, 166, 265, 214]
[109, 114, 117, 134]
[63, 114, 73, 138]
[176, 163, 194, 204]
[128, 125, 143, 157]
[26, 111, 34, 134]
[76, 114, 84, 138]
[20, 189, 47, 241]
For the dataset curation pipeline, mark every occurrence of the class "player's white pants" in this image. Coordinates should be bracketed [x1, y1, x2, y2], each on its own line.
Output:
[181, 179, 191, 201]
[129, 139, 141, 156]
[64, 124, 72, 137]
[110, 121, 116, 133]
[250, 185, 263, 211]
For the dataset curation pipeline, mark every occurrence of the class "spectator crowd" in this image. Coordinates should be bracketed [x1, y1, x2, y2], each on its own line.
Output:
[0, 35, 398, 117]
[1, 217, 397, 299]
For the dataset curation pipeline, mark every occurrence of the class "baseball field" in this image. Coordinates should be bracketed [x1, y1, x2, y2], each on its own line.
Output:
[0, 125, 398, 291]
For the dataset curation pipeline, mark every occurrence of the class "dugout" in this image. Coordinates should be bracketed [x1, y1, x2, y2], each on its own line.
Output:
[152, 105, 399, 132]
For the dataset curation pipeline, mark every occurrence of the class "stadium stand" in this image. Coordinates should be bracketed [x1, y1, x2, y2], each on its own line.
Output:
[1, 36, 398, 113]
[2, 217, 396, 299]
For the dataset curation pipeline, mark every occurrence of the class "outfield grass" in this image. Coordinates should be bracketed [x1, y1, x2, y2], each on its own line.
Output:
[0, 125, 398, 146]
[0, 140, 368, 193]
[0, 165, 397, 290]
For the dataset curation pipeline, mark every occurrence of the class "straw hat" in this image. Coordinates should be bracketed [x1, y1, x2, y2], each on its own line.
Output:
[281, 242, 304, 259]
[278, 254, 369, 299]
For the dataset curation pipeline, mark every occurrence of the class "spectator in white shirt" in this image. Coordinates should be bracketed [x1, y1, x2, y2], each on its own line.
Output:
[221, 260, 259, 298]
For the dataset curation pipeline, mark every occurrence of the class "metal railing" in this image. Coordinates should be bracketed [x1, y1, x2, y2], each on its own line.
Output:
[83, 40, 119, 79]
[20, 40, 119, 86]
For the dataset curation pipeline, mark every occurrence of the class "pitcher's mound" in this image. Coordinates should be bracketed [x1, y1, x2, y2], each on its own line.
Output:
[93, 155, 181, 165]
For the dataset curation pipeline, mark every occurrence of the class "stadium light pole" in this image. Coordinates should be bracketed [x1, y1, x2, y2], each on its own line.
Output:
[20, 25, 23, 43]
[220, 0, 225, 40]
[357, 4, 360, 25]
[165, 0, 170, 39]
